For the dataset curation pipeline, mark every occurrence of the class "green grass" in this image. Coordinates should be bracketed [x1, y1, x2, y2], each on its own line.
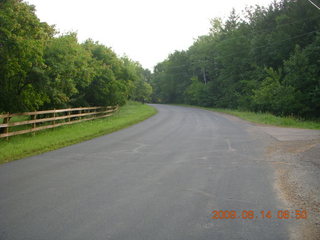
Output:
[175, 104, 320, 130]
[0, 102, 157, 164]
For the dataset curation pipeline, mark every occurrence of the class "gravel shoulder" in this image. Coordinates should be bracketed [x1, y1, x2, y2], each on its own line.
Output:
[253, 124, 320, 240]
[217, 111, 320, 240]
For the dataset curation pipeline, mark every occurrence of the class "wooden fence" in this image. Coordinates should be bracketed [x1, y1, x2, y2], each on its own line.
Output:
[0, 106, 118, 140]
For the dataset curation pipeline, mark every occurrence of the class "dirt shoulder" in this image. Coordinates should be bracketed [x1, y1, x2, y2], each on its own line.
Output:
[216, 111, 320, 239]
[260, 126, 320, 240]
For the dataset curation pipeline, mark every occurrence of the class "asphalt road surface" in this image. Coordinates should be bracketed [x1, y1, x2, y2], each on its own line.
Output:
[0, 105, 292, 240]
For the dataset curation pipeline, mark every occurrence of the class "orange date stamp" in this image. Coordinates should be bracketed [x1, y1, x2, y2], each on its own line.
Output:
[211, 210, 308, 220]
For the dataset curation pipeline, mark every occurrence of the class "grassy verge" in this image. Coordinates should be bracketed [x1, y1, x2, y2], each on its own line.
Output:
[175, 104, 320, 130]
[0, 102, 157, 164]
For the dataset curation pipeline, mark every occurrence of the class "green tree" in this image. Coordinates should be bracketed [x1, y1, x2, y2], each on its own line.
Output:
[43, 33, 94, 108]
[184, 77, 211, 106]
[252, 68, 300, 115]
[0, 0, 54, 112]
[283, 38, 320, 118]
[82, 40, 130, 106]
[151, 0, 320, 119]
[123, 59, 153, 103]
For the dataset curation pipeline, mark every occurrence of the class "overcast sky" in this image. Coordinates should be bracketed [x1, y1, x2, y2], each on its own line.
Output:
[26, 0, 272, 70]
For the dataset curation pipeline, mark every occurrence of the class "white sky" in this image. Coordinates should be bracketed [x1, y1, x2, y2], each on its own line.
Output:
[26, 0, 272, 71]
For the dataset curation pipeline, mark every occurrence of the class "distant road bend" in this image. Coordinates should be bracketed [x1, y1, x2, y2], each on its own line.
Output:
[1, 104, 297, 239]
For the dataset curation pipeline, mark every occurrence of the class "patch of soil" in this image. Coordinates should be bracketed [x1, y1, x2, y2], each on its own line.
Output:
[266, 140, 320, 240]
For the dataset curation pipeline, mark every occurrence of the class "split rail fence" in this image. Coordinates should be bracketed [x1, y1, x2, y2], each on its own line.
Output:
[0, 106, 118, 140]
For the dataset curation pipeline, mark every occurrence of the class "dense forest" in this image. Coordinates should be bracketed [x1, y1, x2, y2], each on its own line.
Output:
[0, 0, 152, 113]
[1, 0, 319, 119]
[151, 0, 320, 119]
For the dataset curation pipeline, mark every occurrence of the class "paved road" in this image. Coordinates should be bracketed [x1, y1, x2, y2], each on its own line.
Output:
[0, 105, 291, 240]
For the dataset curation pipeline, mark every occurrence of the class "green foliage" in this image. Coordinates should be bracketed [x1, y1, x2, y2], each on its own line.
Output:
[0, 0, 54, 112]
[123, 58, 152, 103]
[151, 51, 191, 103]
[43, 33, 94, 108]
[252, 68, 300, 115]
[130, 79, 152, 103]
[151, 0, 320, 120]
[283, 37, 320, 118]
[81, 41, 146, 107]
[0, 0, 151, 113]
[184, 77, 211, 106]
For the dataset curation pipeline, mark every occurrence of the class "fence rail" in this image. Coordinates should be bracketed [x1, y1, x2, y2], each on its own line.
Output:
[0, 106, 118, 139]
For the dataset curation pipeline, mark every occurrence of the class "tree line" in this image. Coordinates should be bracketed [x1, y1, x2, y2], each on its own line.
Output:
[151, 0, 320, 119]
[0, 0, 152, 114]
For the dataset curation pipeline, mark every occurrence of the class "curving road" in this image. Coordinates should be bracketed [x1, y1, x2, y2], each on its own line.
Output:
[0, 105, 291, 239]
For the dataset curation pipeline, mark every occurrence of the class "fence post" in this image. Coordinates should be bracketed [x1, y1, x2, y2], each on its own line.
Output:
[115, 105, 119, 118]
[3, 113, 10, 141]
[67, 110, 71, 122]
[93, 108, 97, 119]
[31, 113, 37, 136]
[53, 109, 56, 126]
